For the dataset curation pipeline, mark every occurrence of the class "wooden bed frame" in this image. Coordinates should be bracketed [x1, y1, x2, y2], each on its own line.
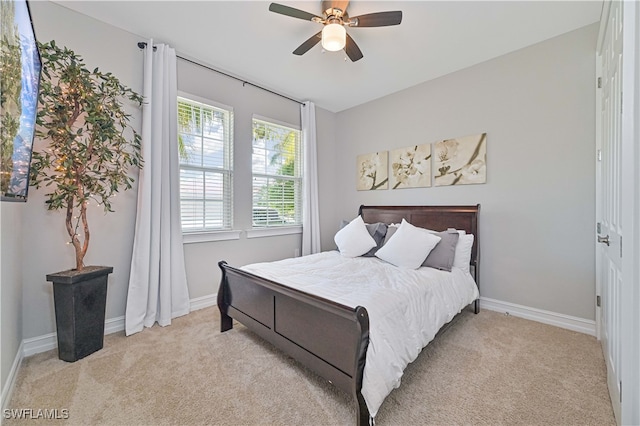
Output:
[217, 205, 480, 425]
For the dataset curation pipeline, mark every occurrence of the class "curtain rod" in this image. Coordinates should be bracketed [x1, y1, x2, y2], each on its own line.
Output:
[137, 42, 304, 106]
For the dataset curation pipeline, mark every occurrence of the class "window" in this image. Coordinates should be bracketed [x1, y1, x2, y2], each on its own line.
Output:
[178, 95, 233, 232]
[252, 117, 302, 228]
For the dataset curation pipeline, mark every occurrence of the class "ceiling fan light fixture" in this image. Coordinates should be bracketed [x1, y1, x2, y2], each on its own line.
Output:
[321, 23, 346, 51]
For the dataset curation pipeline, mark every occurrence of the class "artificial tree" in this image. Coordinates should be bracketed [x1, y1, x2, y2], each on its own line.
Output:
[30, 40, 143, 271]
[29, 40, 144, 362]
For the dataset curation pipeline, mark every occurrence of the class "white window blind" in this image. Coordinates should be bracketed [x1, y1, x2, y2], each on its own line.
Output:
[252, 117, 302, 228]
[178, 96, 233, 232]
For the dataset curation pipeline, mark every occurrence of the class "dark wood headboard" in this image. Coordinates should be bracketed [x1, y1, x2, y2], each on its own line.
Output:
[359, 204, 480, 268]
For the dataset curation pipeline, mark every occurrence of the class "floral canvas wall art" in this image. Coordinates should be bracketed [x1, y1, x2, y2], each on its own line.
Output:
[356, 151, 388, 190]
[389, 144, 431, 189]
[433, 133, 487, 186]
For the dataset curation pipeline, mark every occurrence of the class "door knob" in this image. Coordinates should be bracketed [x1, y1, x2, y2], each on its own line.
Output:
[598, 235, 610, 246]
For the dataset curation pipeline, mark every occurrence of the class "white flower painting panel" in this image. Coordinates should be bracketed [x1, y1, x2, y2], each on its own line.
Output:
[389, 144, 431, 189]
[433, 133, 487, 186]
[356, 151, 388, 191]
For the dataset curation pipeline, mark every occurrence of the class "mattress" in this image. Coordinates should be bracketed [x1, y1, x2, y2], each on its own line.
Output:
[241, 250, 479, 418]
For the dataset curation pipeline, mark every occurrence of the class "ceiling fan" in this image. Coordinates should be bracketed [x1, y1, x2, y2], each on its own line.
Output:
[268, 1, 402, 62]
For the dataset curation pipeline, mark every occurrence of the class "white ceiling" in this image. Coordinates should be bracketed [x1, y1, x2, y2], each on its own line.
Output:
[53, 1, 602, 113]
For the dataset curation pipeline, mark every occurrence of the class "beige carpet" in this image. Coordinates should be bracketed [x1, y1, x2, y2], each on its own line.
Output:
[6, 307, 615, 425]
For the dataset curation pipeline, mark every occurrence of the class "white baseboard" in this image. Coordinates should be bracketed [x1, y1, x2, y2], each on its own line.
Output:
[1, 341, 24, 413]
[480, 296, 596, 336]
[104, 315, 126, 335]
[22, 332, 57, 358]
[189, 293, 217, 311]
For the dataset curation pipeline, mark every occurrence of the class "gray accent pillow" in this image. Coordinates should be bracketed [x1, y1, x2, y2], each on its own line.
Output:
[382, 225, 398, 246]
[422, 229, 460, 271]
[340, 220, 388, 257]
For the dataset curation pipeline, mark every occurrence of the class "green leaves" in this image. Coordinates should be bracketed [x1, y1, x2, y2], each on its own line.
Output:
[31, 40, 143, 210]
[30, 40, 144, 269]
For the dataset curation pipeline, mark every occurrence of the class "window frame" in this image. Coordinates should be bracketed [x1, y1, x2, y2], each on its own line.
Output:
[177, 92, 235, 239]
[251, 115, 303, 232]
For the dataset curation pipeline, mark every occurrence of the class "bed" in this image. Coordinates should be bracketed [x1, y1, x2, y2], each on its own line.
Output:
[217, 205, 480, 425]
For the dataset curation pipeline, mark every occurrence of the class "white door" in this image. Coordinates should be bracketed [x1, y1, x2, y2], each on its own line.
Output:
[618, 2, 640, 424]
[596, 0, 623, 422]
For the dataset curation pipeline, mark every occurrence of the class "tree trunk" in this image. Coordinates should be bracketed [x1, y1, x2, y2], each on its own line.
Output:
[65, 197, 87, 271]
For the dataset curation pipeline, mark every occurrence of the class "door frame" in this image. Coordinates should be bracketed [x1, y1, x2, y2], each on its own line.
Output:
[619, 1, 640, 424]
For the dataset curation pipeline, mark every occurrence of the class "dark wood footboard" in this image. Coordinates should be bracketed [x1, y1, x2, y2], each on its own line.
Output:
[217, 204, 480, 425]
[218, 261, 371, 425]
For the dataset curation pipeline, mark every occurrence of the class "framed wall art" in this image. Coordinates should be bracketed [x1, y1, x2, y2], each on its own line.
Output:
[356, 151, 388, 190]
[389, 144, 431, 189]
[433, 133, 487, 186]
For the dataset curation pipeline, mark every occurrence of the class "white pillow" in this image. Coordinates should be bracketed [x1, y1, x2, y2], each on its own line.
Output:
[334, 215, 377, 258]
[375, 219, 441, 269]
[453, 233, 474, 273]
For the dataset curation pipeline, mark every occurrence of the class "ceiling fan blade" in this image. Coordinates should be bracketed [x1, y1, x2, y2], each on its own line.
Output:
[349, 11, 403, 27]
[269, 3, 321, 21]
[344, 33, 363, 62]
[293, 31, 322, 55]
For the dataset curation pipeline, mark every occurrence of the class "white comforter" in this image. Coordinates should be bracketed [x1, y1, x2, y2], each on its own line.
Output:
[241, 251, 479, 418]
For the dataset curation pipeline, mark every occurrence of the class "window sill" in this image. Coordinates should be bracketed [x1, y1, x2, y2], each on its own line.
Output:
[246, 226, 302, 239]
[183, 230, 242, 244]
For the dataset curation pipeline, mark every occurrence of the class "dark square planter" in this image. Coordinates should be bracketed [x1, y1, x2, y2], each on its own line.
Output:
[46, 266, 113, 362]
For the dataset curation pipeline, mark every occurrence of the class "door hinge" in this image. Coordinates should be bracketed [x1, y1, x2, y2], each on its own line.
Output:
[597, 222, 602, 233]
[597, 77, 602, 88]
[620, 381, 622, 402]
[597, 149, 602, 162]
[620, 235, 623, 257]
[596, 295, 601, 307]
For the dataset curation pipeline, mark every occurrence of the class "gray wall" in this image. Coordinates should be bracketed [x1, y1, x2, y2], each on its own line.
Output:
[1, 203, 24, 393]
[316, 107, 339, 251]
[327, 24, 598, 320]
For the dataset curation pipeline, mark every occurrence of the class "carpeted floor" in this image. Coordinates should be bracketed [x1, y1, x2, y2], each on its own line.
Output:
[5, 307, 615, 425]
